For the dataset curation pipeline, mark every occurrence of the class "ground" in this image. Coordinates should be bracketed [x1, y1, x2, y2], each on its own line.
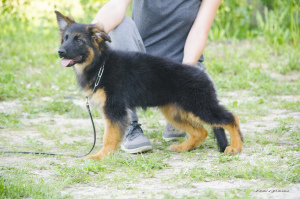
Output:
[0, 40, 299, 198]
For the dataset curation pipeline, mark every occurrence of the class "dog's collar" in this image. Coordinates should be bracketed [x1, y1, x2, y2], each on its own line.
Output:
[92, 61, 105, 94]
[86, 61, 105, 100]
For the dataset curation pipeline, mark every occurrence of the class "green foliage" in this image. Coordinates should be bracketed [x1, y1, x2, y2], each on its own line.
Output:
[0, 0, 298, 103]
[102, 152, 170, 173]
[0, 170, 70, 199]
[218, 153, 240, 163]
[43, 101, 77, 115]
[290, 128, 300, 142]
[212, 0, 255, 40]
[79, 0, 109, 21]
[211, 0, 300, 46]
[177, 158, 299, 184]
[0, 113, 22, 129]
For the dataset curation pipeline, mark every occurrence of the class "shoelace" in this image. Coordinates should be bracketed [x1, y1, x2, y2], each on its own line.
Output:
[166, 123, 179, 132]
[126, 123, 143, 140]
[166, 123, 186, 135]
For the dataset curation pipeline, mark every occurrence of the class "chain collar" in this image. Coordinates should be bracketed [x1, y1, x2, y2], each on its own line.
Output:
[86, 61, 105, 104]
[92, 61, 105, 94]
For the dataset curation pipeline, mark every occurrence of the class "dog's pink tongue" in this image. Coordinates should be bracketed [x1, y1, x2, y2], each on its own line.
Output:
[61, 59, 72, 67]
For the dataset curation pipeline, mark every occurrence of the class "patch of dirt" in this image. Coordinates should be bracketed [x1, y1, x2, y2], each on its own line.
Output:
[1, 92, 300, 198]
[269, 72, 300, 81]
[0, 100, 21, 113]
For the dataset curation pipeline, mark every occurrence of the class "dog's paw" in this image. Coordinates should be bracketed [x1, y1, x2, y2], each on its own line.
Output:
[224, 146, 242, 154]
[84, 154, 101, 161]
[169, 144, 182, 152]
[84, 149, 114, 161]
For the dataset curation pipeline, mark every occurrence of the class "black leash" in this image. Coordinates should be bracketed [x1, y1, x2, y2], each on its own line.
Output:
[1, 101, 96, 158]
[1, 62, 106, 158]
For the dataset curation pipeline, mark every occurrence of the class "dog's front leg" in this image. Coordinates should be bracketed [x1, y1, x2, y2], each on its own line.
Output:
[85, 118, 122, 161]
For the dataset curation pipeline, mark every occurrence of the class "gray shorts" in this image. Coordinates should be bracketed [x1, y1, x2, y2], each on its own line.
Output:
[108, 17, 218, 122]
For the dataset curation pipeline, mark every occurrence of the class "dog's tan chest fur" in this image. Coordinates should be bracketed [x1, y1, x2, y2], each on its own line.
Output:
[83, 88, 107, 109]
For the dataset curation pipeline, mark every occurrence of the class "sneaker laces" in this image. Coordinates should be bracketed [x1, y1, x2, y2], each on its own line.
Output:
[165, 122, 185, 135]
[166, 124, 177, 132]
[125, 122, 143, 140]
[166, 122, 179, 132]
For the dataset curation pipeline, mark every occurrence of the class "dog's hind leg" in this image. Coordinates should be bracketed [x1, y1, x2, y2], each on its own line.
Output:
[160, 104, 208, 152]
[213, 127, 228, 152]
[169, 125, 208, 152]
[192, 101, 243, 154]
[220, 115, 243, 154]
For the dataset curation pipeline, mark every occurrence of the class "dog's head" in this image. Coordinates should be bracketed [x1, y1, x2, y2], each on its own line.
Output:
[55, 11, 111, 67]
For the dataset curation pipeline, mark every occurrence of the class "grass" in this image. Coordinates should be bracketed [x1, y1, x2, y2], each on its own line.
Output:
[0, 169, 70, 199]
[0, 113, 22, 129]
[0, 1, 300, 198]
[176, 154, 299, 184]
[1, 39, 299, 197]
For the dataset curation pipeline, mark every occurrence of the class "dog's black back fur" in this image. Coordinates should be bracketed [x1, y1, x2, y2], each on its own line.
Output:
[94, 49, 232, 125]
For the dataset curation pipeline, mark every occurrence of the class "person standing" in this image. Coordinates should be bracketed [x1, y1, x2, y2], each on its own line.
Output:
[92, 0, 226, 154]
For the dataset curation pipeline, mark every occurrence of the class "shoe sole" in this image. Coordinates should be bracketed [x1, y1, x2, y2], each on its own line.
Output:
[162, 136, 185, 142]
[121, 145, 153, 154]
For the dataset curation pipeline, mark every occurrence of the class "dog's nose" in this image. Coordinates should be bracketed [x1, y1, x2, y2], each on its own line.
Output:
[58, 49, 66, 57]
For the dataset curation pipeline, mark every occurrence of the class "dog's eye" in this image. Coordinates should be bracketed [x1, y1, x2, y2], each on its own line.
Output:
[64, 35, 68, 41]
[75, 36, 82, 43]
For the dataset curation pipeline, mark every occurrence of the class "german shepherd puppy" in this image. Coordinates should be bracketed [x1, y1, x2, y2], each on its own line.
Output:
[55, 11, 243, 160]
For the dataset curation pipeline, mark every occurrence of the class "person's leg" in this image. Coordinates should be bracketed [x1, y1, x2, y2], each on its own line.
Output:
[108, 16, 146, 53]
[195, 62, 218, 98]
[108, 17, 145, 123]
[108, 17, 152, 153]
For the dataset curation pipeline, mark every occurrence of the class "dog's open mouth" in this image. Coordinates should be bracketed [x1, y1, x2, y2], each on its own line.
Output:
[61, 56, 83, 67]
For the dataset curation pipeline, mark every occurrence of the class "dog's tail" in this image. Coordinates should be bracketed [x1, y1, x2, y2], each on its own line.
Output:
[213, 127, 228, 152]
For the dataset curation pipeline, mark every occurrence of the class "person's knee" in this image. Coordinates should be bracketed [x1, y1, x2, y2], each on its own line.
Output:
[110, 17, 136, 36]
[118, 16, 136, 29]
[108, 17, 145, 52]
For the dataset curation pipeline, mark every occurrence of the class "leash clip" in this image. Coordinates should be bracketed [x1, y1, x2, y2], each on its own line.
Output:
[86, 96, 89, 106]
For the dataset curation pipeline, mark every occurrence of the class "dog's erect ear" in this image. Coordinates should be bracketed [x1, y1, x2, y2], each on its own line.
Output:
[55, 11, 75, 32]
[89, 25, 112, 43]
[94, 31, 112, 43]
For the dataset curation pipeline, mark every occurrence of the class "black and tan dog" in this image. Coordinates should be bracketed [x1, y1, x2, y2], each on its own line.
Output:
[55, 11, 243, 160]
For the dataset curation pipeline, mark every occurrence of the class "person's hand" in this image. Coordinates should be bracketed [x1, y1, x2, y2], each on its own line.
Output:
[183, 0, 222, 66]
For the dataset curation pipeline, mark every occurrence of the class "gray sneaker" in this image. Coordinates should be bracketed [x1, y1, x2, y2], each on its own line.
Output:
[163, 122, 186, 141]
[121, 122, 153, 153]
